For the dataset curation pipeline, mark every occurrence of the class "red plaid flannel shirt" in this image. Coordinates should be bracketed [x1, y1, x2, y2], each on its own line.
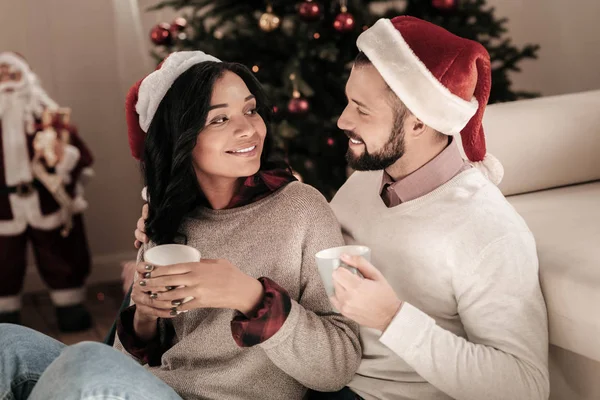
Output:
[117, 167, 296, 364]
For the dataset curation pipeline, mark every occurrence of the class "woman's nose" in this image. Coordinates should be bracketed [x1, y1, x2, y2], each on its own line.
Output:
[234, 116, 255, 137]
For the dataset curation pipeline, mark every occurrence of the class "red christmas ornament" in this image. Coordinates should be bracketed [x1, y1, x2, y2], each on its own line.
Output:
[288, 97, 310, 114]
[327, 138, 335, 146]
[333, 12, 355, 32]
[272, 106, 279, 114]
[432, 0, 456, 10]
[298, 1, 323, 21]
[150, 23, 172, 46]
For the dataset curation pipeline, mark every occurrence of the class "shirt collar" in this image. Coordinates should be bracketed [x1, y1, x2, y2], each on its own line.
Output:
[380, 137, 469, 204]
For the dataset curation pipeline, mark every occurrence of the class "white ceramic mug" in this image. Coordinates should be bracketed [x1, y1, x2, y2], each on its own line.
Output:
[144, 244, 201, 305]
[315, 245, 370, 301]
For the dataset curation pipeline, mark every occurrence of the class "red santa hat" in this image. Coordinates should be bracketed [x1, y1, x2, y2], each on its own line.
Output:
[356, 16, 503, 185]
[125, 51, 221, 160]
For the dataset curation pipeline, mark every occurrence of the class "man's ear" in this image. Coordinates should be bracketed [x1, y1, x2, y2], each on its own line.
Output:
[405, 113, 428, 138]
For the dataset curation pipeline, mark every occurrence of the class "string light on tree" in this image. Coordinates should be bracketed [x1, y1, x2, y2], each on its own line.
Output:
[333, 0, 355, 33]
[170, 17, 188, 40]
[259, 4, 281, 32]
[298, 0, 323, 22]
[287, 74, 310, 115]
[252, 65, 260, 73]
[150, 23, 172, 46]
[432, 0, 457, 10]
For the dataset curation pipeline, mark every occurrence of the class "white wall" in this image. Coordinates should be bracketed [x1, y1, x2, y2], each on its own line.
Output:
[0, 0, 599, 289]
[486, 0, 600, 96]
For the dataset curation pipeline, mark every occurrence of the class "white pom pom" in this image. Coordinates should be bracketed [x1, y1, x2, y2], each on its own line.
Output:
[470, 153, 504, 185]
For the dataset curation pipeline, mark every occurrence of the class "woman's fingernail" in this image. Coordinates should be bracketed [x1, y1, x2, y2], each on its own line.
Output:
[143, 272, 151, 279]
[139, 280, 146, 287]
[171, 300, 182, 306]
[169, 310, 178, 316]
[166, 286, 176, 291]
[149, 293, 158, 299]
[340, 254, 350, 262]
[145, 264, 155, 271]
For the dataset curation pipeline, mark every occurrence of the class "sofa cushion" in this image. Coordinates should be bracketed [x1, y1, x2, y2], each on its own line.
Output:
[481, 90, 600, 196]
[507, 181, 600, 362]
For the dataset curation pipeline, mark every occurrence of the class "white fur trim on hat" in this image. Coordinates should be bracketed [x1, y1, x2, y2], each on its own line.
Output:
[357, 19, 478, 135]
[470, 153, 504, 185]
[137, 51, 221, 132]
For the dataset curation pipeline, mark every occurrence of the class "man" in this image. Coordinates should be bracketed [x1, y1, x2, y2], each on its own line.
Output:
[0, 52, 95, 332]
[133, 17, 549, 400]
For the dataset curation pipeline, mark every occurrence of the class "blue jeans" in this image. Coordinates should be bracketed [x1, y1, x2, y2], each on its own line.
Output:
[0, 324, 182, 400]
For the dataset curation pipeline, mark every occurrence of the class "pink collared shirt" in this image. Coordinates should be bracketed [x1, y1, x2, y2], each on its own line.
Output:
[381, 138, 472, 207]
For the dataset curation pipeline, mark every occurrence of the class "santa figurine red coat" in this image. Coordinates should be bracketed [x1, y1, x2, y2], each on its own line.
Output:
[0, 52, 94, 332]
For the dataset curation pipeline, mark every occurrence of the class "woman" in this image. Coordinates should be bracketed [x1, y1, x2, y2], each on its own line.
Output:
[0, 51, 360, 400]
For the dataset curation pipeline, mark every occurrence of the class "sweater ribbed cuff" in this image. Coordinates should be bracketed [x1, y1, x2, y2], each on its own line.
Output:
[379, 302, 436, 357]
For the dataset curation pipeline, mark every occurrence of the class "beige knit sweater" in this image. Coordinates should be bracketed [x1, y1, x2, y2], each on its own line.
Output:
[114, 181, 361, 400]
[330, 169, 549, 400]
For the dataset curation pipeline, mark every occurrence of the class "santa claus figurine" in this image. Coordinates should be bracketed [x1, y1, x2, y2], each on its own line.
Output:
[0, 52, 94, 332]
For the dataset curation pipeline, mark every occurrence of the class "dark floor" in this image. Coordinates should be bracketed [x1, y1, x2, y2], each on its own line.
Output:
[21, 282, 124, 345]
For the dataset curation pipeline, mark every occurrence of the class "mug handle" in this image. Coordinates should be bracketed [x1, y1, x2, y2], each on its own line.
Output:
[340, 262, 364, 278]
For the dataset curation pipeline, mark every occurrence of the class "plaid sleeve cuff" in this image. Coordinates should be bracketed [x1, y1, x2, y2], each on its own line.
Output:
[116, 305, 165, 366]
[230, 277, 292, 347]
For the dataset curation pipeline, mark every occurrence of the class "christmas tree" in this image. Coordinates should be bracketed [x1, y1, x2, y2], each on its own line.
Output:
[147, 0, 539, 199]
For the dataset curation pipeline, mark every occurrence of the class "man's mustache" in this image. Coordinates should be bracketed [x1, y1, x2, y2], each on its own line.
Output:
[343, 130, 364, 142]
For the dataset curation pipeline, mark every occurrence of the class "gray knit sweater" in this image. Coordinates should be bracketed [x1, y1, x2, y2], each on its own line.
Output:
[114, 181, 362, 400]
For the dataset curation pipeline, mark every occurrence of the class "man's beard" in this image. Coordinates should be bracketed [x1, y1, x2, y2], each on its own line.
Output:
[345, 115, 406, 171]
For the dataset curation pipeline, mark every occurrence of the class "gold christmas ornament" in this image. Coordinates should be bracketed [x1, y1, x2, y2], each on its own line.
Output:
[259, 5, 281, 32]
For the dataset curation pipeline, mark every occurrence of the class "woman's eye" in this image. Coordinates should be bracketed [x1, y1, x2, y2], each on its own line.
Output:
[357, 109, 368, 116]
[246, 108, 258, 116]
[211, 116, 228, 124]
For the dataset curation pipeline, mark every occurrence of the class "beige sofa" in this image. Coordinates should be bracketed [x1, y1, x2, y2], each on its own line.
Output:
[482, 89, 600, 400]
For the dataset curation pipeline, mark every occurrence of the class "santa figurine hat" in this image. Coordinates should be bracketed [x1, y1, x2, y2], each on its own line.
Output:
[356, 16, 503, 185]
[125, 51, 220, 160]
